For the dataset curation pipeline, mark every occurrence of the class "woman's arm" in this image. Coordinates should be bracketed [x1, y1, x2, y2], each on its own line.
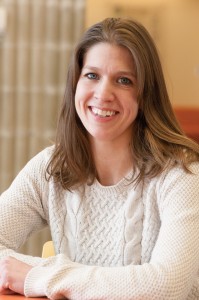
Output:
[0, 257, 32, 295]
[0, 148, 51, 265]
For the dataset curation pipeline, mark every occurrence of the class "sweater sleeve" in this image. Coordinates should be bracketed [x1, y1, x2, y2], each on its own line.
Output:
[24, 163, 199, 300]
[0, 147, 52, 265]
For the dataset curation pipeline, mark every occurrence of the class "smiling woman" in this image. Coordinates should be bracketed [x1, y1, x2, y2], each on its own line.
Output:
[0, 17, 199, 300]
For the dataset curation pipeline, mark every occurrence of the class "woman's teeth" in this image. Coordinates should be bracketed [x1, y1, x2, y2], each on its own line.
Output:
[92, 107, 116, 117]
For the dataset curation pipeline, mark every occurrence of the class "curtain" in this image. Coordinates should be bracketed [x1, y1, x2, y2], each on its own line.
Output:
[0, 0, 85, 256]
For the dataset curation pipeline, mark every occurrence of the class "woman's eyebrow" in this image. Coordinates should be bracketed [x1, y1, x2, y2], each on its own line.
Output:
[83, 65, 136, 77]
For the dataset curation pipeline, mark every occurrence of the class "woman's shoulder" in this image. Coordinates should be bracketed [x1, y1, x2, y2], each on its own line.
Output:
[12, 145, 56, 185]
[25, 145, 55, 168]
[144, 160, 199, 198]
[154, 161, 199, 207]
[161, 160, 199, 182]
[33, 145, 55, 160]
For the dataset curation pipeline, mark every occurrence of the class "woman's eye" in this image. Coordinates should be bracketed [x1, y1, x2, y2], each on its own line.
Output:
[118, 77, 132, 85]
[86, 73, 98, 80]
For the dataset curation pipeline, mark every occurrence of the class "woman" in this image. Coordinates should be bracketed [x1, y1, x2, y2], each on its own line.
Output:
[0, 17, 199, 299]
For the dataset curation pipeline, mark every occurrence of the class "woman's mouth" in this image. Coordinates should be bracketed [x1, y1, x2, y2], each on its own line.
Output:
[90, 107, 118, 118]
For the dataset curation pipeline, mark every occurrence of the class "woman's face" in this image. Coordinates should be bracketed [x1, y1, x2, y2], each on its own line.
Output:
[75, 42, 139, 145]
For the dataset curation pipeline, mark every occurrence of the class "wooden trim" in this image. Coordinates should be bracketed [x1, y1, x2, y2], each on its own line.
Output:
[173, 107, 199, 143]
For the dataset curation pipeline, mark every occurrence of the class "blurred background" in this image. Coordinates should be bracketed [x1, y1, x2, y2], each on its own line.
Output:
[0, 0, 198, 256]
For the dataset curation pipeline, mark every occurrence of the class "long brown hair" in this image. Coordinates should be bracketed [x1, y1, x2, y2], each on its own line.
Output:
[47, 17, 199, 189]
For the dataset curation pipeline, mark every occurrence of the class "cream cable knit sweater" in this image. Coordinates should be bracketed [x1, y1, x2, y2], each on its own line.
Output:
[0, 146, 199, 299]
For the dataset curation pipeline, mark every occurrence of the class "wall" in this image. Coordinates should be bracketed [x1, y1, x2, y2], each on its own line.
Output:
[85, 0, 199, 108]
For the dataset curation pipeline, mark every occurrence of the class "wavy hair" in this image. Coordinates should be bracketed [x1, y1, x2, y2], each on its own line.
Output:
[47, 17, 199, 189]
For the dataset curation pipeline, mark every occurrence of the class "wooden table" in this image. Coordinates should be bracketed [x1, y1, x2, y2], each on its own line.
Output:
[0, 295, 47, 300]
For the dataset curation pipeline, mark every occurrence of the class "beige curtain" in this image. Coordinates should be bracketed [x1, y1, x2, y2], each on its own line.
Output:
[0, 0, 85, 256]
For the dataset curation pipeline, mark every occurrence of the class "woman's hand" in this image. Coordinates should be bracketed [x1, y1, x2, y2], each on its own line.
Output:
[0, 256, 32, 295]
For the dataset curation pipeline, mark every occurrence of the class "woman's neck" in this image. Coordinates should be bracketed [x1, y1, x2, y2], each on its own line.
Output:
[90, 139, 134, 186]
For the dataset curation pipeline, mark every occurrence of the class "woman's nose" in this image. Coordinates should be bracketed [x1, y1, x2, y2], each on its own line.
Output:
[94, 79, 115, 101]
